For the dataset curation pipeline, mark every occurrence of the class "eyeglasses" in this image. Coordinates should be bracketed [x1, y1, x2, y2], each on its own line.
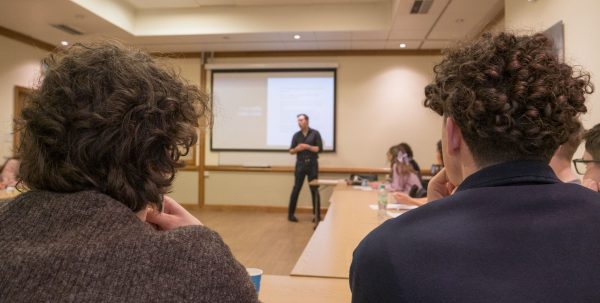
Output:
[573, 159, 600, 175]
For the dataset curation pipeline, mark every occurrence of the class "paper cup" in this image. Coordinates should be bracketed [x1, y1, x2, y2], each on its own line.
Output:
[246, 267, 263, 293]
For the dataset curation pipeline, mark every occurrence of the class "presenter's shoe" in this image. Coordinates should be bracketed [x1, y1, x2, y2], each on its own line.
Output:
[288, 215, 299, 222]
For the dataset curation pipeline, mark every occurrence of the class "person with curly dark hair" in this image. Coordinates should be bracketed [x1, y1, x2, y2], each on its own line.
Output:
[0, 42, 258, 302]
[351, 32, 600, 302]
[576, 123, 600, 191]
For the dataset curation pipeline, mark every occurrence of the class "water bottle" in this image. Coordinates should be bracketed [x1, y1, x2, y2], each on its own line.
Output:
[377, 184, 388, 220]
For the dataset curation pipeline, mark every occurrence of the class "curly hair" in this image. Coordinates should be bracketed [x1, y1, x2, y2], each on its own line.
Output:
[424, 32, 593, 166]
[18, 42, 209, 212]
[584, 123, 600, 161]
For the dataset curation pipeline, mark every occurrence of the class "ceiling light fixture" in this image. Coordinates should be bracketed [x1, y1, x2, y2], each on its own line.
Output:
[399, 43, 407, 48]
[293, 34, 301, 40]
[61, 41, 69, 46]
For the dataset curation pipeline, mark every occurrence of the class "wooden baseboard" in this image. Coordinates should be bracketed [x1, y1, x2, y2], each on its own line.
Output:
[183, 203, 327, 215]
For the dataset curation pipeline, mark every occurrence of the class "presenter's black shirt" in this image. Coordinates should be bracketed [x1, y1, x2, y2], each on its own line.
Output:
[290, 128, 323, 161]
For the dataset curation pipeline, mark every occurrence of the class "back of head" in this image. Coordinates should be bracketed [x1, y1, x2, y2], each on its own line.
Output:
[584, 123, 600, 161]
[424, 32, 592, 167]
[398, 142, 414, 158]
[18, 41, 209, 212]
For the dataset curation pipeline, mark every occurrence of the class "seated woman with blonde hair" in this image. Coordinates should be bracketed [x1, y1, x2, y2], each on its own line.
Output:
[373, 144, 422, 193]
[393, 140, 443, 206]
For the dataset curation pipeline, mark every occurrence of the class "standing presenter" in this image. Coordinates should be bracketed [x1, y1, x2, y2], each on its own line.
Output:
[288, 114, 323, 222]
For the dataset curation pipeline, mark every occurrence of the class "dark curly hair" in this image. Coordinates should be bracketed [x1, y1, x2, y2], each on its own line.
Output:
[424, 32, 593, 166]
[584, 123, 600, 161]
[18, 42, 209, 212]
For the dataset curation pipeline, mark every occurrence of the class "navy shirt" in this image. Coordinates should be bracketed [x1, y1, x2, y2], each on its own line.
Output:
[350, 160, 600, 303]
[290, 128, 323, 161]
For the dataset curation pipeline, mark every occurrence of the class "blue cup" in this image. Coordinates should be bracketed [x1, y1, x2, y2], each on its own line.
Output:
[246, 268, 263, 293]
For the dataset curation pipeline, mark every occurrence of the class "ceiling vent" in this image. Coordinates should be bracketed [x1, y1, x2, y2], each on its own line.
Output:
[410, 0, 433, 14]
[50, 24, 84, 35]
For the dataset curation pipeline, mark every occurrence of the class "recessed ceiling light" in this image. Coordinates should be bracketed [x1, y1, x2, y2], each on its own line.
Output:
[399, 43, 407, 48]
[61, 41, 69, 46]
[293, 34, 301, 40]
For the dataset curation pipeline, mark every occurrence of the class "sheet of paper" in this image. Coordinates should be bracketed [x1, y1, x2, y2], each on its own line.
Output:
[317, 179, 343, 185]
[386, 211, 402, 218]
[369, 204, 418, 210]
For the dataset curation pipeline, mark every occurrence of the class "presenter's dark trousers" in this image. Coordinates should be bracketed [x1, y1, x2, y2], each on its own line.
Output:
[288, 158, 319, 218]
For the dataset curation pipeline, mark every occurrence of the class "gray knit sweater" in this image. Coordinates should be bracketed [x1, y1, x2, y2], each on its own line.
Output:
[0, 190, 259, 302]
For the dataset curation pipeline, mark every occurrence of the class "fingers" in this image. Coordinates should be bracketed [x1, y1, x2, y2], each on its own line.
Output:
[146, 196, 202, 230]
[427, 168, 454, 203]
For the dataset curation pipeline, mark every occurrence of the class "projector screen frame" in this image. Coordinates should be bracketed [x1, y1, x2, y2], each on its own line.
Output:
[209, 68, 337, 153]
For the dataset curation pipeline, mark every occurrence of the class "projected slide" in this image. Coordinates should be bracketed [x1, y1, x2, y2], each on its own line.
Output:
[211, 70, 335, 151]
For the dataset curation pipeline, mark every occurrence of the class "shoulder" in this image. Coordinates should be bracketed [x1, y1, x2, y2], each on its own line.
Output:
[153, 226, 242, 271]
[144, 226, 258, 301]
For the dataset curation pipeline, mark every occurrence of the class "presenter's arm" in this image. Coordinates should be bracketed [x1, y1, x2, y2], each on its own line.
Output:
[289, 135, 298, 154]
[308, 131, 323, 153]
[307, 145, 319, 153]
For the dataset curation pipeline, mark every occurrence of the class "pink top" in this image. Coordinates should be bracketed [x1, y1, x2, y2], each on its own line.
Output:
[386, 163, 422, 193]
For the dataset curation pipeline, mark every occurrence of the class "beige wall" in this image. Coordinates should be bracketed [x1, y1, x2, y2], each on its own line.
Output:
[204, 55, 442, 207]
[0, 35, 47, 159]
[505, 0, 600, 129]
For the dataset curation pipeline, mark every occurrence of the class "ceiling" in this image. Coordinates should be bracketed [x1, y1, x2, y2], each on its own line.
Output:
[0, 0, 504, 53]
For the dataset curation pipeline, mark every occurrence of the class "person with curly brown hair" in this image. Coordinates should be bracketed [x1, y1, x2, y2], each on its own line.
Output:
[0, 42, 258, 302]
[350, 32, 600, 303]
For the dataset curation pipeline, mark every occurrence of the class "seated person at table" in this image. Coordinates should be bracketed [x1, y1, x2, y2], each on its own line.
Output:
[0, 42, 258, 302]
[373, 144, 422, 193]
[350, 32, 600, 302]
[393, 141, 443, 206]
[576, 123, 600, 191]
[398, 142, 421, 179]
[0, 157, 19, 189]
[549, 128, 582, 183]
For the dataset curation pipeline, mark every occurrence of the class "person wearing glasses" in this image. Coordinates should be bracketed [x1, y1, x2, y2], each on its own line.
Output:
[574, 123, 600, 191]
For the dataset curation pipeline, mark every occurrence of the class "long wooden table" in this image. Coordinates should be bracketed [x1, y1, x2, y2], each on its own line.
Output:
[291, 185, 381, 278]
[259, 275, 350, 303]
[292, 183, 413, 279]
[258, 182, 412, 302]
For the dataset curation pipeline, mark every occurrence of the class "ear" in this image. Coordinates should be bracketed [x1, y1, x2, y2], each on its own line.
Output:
[445, 117, 463, 156]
